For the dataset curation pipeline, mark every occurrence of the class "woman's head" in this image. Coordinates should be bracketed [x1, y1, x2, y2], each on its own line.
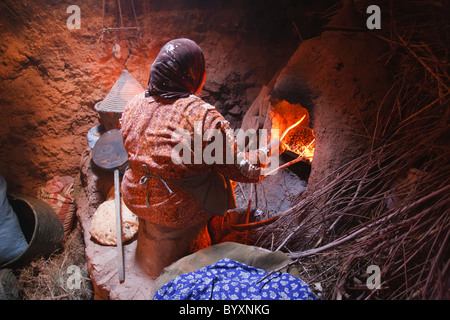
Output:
[147, 38, 206, 99]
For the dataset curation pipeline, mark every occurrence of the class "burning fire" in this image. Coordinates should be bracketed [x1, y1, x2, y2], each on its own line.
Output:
[280, 115, 306, 140]
[282, 125, 315, 160]
[268, 100, 315, 161]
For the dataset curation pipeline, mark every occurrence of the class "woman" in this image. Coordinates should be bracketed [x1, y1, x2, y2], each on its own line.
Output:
[121, 38, 283, 277]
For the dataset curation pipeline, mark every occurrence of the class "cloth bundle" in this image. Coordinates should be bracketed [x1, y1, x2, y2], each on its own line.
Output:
[152, 242, 320, 300]
[153, 258, 319, 300]
[37, 176, 76, 239]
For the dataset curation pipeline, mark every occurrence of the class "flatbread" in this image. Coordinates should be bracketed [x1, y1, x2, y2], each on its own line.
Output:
[89, 199, 138, 245]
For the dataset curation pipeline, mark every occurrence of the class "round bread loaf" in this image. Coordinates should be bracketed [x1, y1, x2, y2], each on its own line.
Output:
[89, 199, 138, 245]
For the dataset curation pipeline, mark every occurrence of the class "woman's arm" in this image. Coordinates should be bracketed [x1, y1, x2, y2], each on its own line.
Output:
[202, 109, 269, 183]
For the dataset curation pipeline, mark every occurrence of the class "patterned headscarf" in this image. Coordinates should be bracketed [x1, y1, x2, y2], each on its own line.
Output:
[147, 38, 206, 99]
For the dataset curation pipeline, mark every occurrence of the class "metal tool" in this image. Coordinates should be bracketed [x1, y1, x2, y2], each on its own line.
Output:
[92, 129, 128, 283]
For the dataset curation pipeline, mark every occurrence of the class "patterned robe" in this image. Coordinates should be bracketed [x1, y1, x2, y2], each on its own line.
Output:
[121, 93, 267, 229]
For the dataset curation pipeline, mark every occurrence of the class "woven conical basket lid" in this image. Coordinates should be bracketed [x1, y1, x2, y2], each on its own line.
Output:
[95, 70, 143, 113]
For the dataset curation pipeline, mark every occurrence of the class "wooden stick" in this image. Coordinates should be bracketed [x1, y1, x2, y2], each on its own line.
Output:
[397, 33, 450, 93]
[288, 225, 370, 259]
[264, 155, 307, 176]
[287, 184, 450, 259]
[276, 224, 301, 251]
[114, 169, 125, 283]
[292, 21, 304, 42]
[229, 215, 279, 231]
[237, 182, 247, 202]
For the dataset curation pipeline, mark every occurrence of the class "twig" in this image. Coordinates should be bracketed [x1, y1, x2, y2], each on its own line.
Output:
[264, 155, 307, 176]
[237, 182, 247, 202]
[397, 92, 449, 128]
[288, 225, 370, 259]
[397, 33, 450, 93]
[256, 259, 300, 284]
[292, 21, 304, 42]
[276, 224, 301, 252]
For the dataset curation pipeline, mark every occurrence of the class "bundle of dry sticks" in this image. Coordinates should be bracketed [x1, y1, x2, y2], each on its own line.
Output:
[256, 0, 449, 299]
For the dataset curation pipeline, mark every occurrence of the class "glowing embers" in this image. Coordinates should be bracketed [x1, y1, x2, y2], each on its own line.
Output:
[283, 126, 315, 160]
[267, 100, 315, 161]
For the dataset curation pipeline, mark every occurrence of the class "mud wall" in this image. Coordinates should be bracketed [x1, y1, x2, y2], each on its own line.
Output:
[0, 0, 335, 195]
[271, 26, 392, 190]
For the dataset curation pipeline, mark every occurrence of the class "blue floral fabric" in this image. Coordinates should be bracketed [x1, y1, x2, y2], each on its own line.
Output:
[153, 258, 319, 300]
